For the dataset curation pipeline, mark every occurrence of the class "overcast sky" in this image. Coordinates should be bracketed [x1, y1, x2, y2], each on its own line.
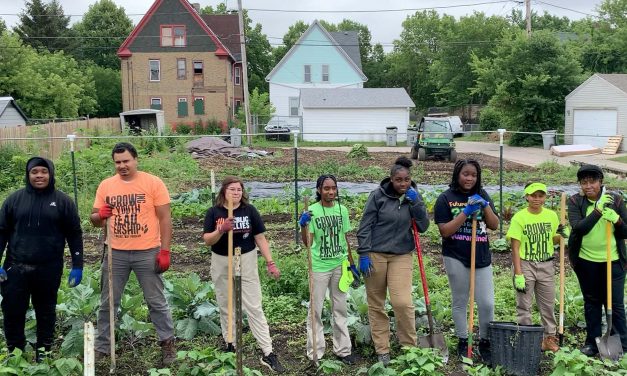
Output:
[1, 0, 604, 48]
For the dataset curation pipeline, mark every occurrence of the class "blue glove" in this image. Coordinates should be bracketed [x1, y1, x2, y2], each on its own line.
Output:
[0, 267, 6, 283]
[298, 211, 312, 227]
[68, 268, 82, 287]
[463, 203, 481, 217]
[350, 265, 361, 288]
[405, 187, 418, 203]
[359, 254, 374, 277]
[469, 194, 488, 208]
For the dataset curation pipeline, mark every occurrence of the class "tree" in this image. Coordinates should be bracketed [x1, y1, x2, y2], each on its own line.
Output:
[471, 30, 583, 146]
[89, 65, 122, 117]
[237, 87, 274, 122]
[363, 43, 389, 88]
[0, 19, 6, 34]
[14, 0, 72, 52]
[597, 0, 627, 28]
[71, 0, 133, 70]
[508, 9, 573, 31]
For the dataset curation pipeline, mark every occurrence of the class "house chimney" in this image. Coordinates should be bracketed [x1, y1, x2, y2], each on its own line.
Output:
[191, 2, 200, 13]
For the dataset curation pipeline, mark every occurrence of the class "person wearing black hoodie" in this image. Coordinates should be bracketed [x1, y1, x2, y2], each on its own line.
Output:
[356, 156, 429, 365]
[0, 157, 83, 360]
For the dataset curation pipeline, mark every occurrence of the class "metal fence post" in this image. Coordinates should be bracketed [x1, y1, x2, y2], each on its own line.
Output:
[293, 130, 300, 243]
[498, 128, 506, 238]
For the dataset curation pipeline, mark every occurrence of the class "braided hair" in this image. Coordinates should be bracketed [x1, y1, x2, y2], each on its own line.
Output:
[314, 174, 344, 228]
[449, 158, 482, 195]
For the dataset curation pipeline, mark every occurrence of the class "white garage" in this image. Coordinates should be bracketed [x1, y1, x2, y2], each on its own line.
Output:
[565, 74, 627, 151]
[299, 88, 415, 142]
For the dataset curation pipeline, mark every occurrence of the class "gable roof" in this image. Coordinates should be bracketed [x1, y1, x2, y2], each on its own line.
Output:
[300, 88, 415, 108]
[117, 0, 230, 59]
[566, 73, 627, 100]
[201, 14, 242, 61]
[266, 20, 367, 82]
[0, 96, 28, 120]
[328, 31, 362, 70]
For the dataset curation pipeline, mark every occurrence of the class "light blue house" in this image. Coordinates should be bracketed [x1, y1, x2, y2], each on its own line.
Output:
[0, 97, 28, 128]
[265, 20, 367, 121]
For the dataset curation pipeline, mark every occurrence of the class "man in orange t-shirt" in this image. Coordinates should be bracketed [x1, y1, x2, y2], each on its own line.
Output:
[89, 142, 175, 366]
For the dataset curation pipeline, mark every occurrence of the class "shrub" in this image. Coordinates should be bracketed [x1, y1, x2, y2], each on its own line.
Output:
[478, 106, 504, 132]
[193, 119, 205, 135]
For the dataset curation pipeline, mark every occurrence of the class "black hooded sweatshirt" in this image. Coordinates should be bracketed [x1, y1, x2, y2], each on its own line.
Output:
[0, 157, 83, 268]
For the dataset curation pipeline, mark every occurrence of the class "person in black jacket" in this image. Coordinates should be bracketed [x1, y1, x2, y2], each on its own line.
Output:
[567, 164, 627, 356]
[0, 157, 83, 361]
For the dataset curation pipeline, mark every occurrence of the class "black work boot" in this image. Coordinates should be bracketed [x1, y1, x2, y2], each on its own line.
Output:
[35, 345, 51, 363]
[478, 338, 491, 366]
[457, 337, 470, 360]
[160, 337, 176, 366]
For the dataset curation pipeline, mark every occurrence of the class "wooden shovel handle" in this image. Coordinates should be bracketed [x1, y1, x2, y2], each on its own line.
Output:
[606, 221, 612, 308]
[106, 219, 116, 371]
[303, 196, 317, 362]
[468, 216, 477, 358]
[559, 193, 566, 337]
[227, 198, 234, 344]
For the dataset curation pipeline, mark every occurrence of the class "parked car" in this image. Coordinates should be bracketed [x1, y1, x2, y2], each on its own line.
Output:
[264, 116, 291, 141]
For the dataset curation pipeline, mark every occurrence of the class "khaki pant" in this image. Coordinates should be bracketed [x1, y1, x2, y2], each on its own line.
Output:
[516, 259, 557, 336]
[306, 265, 352, 360]
[365, 252, 416, 355]
[211, 251, 273, 356]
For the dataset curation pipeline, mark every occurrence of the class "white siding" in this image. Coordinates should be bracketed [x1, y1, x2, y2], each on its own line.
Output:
[269, 82, 363, 118]
[0, 106, 26, 128]
[302, 108, 410, 142]
[565, 75, 627, 151]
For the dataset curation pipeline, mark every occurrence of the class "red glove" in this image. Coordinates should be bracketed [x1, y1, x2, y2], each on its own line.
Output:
[266, 260, 280, 279]
[217, 218, 234, 234]
[155, 249, 170, 273]
[98, 205, 113, 220]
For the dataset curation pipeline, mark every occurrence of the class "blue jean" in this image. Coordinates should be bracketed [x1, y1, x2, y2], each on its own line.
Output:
[95, 248, 174, 353]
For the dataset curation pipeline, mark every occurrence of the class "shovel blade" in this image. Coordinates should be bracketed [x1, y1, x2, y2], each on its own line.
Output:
[418, 333, 449, 363]
[596, 334, 623, 362]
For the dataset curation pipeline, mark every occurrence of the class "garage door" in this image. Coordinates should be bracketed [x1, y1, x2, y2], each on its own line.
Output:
[573, 109, 618, 148]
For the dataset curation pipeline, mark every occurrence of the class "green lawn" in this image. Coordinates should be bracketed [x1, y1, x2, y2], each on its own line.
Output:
[609, 155, 627, 163]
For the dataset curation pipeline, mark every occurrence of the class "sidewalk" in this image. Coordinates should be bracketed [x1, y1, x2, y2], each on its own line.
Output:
[298, 141, 627, 174]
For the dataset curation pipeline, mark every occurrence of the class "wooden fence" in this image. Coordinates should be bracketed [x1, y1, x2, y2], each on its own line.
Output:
[0, 117, 121, 159]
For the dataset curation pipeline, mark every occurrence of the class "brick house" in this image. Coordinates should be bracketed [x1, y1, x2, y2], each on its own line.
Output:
[117, 0, 243, 128]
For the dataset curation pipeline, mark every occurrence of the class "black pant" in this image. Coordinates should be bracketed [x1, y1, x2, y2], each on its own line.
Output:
[573, 258, 627, 350]
[0, 262, 63, 351]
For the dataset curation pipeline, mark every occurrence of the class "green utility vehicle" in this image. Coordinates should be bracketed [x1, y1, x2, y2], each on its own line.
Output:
[411, 117, 457, 162]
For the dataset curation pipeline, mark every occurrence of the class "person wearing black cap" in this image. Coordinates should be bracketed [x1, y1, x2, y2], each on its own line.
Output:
[0, 157, 83, 361]
[567, 164, 627, 356]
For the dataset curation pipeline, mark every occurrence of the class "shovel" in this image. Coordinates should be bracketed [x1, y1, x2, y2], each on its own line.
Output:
[595, 221, 623, 361]
[303, 197, 319, 367]
[412, 220, 449, 362]
[558, 193, 566, 346]
[105, 219, 116, 373]
[468, 215, 478, 359]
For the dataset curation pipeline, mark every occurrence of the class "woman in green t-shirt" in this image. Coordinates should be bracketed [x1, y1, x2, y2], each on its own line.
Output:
[567, 164, 627, 356]
[507, 182, 564, 353]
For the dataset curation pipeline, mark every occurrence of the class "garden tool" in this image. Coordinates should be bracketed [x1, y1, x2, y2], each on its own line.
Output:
[106, 219, 116, 373]
[559, 193, 566, 346]
[234, 247, 243, 375]
[467, 214, 478, 359]
[595, 221, 623, 361]
[303, 197, 319, 366]
[412, 220, 449, 362]
[227, 199, 234, 345]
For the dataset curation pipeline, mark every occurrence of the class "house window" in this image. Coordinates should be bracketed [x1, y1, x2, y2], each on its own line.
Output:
[177, 97, 188, 117]
[161, 25, 186, 47]
[194, 97, 205, 115]
[193, 61, 203, 74]
[289, 97, 299, 116]
[177, 59, 186, 79]
[150, 98, 162, 110]
[235, 66, 241, 85]
[193, 61, 204, 86]
[322, 65, 329, 82]
[149, 60, 160, 81]
[235, 100, 241, 112]
[304, 65, 311, 83]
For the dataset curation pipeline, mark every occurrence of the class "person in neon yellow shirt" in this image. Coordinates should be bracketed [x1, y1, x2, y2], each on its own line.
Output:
[507, 182, 565, 353]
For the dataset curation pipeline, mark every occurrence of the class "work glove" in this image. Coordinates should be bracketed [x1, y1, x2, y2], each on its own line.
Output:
[0, 267, 7, 283]
[266, 260, 280, 279]
[557, 224, 570, 239]
[405, 187, 418, 203]
[68, 268, 82, 287]
[602, 208, 620, 224]
[463, 203, 481, 217]
[350, 264, 361, 288]
[217, 218, 234, 234]
[298, 211, 312, 227]
[595, 194, 614, 212]
[98, 205, 113, 220]
[359, 254, 374, 277]
[513, 274, 526, 293]
[469, 194, 488, 208]
[155, 249, 170, 273]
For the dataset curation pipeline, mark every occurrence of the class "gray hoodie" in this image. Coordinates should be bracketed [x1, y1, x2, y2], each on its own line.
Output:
[357, 178, 429, 255]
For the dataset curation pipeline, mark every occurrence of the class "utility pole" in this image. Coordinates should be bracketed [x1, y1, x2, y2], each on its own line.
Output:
[237, 0, 252, 146]
[525, 0, 531, 35]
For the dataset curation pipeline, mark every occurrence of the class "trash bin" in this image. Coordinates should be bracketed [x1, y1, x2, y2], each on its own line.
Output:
[489, 322, 544, 376]
[541, 130, 557, 150]
[230, 127, 242, 147]
[407, 127, 418, 146]
[386, 126, 398, 147]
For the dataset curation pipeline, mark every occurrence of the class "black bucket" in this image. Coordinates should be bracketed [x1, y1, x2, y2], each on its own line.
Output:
[488, 321, 544, 376]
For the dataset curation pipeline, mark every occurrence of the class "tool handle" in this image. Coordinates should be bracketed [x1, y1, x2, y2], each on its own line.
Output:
[559, 193, 566, 338]
[303, 196, 317, 362]
[468, 216, 478, 358]
[606, 221, 612, 308]
[227, 199, 234, 344]
[412, 220, 430, 305]
[106, 219, 116, 371]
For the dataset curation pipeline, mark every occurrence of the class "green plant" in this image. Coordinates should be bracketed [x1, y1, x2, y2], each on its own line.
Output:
[357, 362, 397, 375]
[389, 346, 444, 375]
[176, 123, 192, 134]
[490, 238, 510, 253]
[0, 349, 83, 375]
[163, 348, 263, 376]
[550, 347, 606, 376]
[317, 359, 344, 374]
[463, 358, 504, 375]
[193, 119, 205, 134]
[348, 144, 371, 159]
[206, 118, 222, 134]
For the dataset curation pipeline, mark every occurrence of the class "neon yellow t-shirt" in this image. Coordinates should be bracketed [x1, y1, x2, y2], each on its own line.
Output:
[507, 207, 558, 261]
[580, 203, 619, 262]
[308, 202, 352, 272]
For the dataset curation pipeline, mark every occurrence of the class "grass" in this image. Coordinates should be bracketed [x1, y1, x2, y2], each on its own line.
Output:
[609, 155, 627, 164]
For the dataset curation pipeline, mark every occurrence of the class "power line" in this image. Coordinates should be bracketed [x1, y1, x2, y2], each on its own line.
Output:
[533, 0, 600, 18]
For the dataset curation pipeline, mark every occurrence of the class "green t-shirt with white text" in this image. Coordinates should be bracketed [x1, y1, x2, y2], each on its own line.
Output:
[580, 202, 619, 262]
[308, 202, 351, 272]
[507, 207, 558, 261]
